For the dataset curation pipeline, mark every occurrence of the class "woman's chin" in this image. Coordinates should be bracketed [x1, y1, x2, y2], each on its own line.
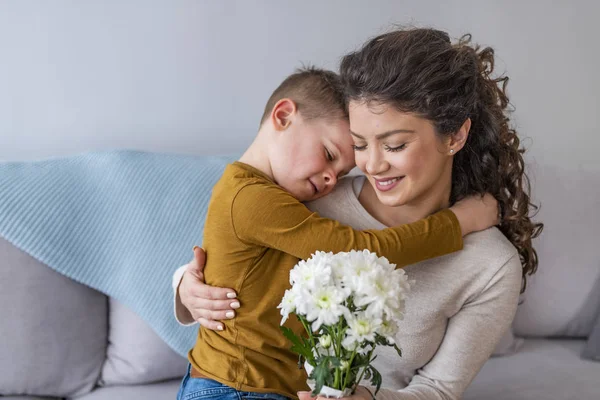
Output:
[375, 190, 408, 207]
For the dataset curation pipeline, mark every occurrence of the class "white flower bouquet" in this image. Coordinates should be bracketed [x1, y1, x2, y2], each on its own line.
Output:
[278, 250, 412, 398]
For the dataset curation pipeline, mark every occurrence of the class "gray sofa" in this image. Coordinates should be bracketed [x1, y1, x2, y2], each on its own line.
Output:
[1, 164, 599, 400]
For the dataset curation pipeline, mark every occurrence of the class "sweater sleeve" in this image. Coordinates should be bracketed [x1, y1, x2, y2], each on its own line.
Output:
[231, 183, 463, 268]
[172, 264, 197, 326]
[371, 252, 523, 400]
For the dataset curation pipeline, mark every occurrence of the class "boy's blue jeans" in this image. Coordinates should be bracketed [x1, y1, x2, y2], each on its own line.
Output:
[177, 365, 291, 400]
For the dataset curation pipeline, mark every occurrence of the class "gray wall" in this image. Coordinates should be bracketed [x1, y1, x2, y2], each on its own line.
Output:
[1, 1, 599, 333]
[0, 0, 598, 174]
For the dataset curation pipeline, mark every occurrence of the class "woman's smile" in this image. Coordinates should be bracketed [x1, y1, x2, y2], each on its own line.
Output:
[373, 176, 404, 192]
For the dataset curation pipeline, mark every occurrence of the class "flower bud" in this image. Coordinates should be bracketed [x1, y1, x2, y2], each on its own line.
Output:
[319, 334, 332, 349]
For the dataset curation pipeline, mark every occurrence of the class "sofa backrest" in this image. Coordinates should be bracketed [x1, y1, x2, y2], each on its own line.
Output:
[0, 237, 108, 397]
[1, 163, 598, 398]
[513, 164, 600, 337]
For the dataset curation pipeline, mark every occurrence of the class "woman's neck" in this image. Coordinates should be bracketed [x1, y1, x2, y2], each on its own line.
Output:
[357, 177, 451, 227]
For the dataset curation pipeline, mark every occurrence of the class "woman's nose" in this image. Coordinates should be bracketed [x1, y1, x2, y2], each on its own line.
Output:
[365, 149, 388, 176]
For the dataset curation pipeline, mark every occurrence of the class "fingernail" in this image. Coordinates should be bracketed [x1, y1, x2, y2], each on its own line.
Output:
[230, 301, 240, 309]
[226, 292, 237, 299]
[193, 246, 200, 252]
[226, 311, 235, 319]
[217, 325, 224, 331]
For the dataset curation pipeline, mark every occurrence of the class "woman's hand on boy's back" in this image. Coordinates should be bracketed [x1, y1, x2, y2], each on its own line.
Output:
[178, 247, 239, 330]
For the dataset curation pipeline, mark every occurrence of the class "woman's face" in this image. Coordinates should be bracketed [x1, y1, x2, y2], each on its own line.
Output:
[348, 101, 454, 208]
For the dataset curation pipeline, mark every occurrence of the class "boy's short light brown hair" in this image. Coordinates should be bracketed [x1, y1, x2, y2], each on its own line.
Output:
[259, 67, 348, 126]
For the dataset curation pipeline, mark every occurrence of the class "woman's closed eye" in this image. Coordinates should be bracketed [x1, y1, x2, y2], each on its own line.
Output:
[352, 143, 407, 152]
[385, 143, 407, 152]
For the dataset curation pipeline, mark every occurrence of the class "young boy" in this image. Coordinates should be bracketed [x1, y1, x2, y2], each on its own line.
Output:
[177, 68, 497, 399]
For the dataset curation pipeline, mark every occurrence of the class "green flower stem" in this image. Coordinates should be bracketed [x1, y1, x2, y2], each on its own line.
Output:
[334, 367, 341, 389]
[335, 319, 344, 357]
[298, 316, 316, 362]
[355, 348, 375, 387]
[333, 318, 347, 389]
[342, 350, 358, 389]
[323, 326, 334, 356]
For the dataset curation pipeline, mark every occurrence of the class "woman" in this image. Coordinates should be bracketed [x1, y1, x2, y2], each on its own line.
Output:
[174, 28, 542, 399]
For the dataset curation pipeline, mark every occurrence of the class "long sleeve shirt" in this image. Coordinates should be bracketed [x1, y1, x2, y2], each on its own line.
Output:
[174, 175, 521, 400]
[186, 163, 464, 399]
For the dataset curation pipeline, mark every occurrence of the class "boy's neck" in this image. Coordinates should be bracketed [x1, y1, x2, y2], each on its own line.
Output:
[238, 130, 275, 181]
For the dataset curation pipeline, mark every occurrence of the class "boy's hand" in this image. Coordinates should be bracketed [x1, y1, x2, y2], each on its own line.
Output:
[450, 193, 500, 236]
[178, 247, 239, 330]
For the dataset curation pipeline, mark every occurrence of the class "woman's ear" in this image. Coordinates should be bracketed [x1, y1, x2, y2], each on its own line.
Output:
[270, 99, 297, 131]
[447, 118, 471, 155]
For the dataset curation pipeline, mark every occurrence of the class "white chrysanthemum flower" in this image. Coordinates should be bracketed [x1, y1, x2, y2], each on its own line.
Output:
[289, 252, 334, 290]
[290, 285, 314, 316]
[358, 268, 397, 310]
[319, 334, 332, 349]
[342, 311, 382, 350]
[305, 285, 348, 331]
[282, 249, 411, 373]
[357, 265, 412, 323]
[342, 250, 379, 292]
[277, 288, 297, 325]
[376, 317, 400, 344]
[329, 252, 350, 288]
[376, 254, 396, 272]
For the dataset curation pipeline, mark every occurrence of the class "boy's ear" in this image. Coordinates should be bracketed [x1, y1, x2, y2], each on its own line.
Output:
[447, 118, 471, 155]
[271, 99, 297, 131]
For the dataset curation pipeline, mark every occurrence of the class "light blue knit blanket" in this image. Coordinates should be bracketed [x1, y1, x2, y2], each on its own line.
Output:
[0, 150, 237, 357]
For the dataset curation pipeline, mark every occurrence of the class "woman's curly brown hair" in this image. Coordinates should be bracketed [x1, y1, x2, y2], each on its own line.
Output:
[339, 28, 543, 292]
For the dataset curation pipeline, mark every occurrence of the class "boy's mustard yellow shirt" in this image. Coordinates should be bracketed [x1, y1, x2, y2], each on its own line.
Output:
[189, 162, 463, 399]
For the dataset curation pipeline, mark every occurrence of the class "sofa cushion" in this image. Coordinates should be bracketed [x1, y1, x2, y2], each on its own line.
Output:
[581, 304, 600, 361]
[99, 298, 187, 386]
[0, 237, 107, 397]
[490, 327, 524, 357]
[73, 378, 181, 400]
[465, 339, 600, 400]
[1, 397, 61, 400]
[513, 166, 600, 337]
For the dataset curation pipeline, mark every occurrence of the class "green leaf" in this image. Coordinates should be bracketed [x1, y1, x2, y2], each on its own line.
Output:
[374, 334, 388, 347]
[280, 326, 313, 361]
[363, 367, 372, 380]
[311, 356, 335, 395]
[368, 366, 383, 395]
[392, 343, 402, 357]
[353, 352, 370, 367]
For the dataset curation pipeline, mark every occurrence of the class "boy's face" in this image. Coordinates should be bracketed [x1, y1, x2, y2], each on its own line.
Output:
[270, 116, 356, 202]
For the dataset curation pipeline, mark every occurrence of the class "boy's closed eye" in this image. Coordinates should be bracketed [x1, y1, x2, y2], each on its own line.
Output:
[325, 147, 334, 162]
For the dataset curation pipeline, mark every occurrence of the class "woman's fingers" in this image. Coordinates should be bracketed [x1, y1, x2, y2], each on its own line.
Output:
[182, 246, 238, 330]
[297, 391, 316, 400]
[194, 281, 237, 300]
[193, 297, 239, 312]
[197, 317, 224, 331]
[192, 308, 235, 322]
[298, 387, 371, 400]
[186, 296, 239, 319]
